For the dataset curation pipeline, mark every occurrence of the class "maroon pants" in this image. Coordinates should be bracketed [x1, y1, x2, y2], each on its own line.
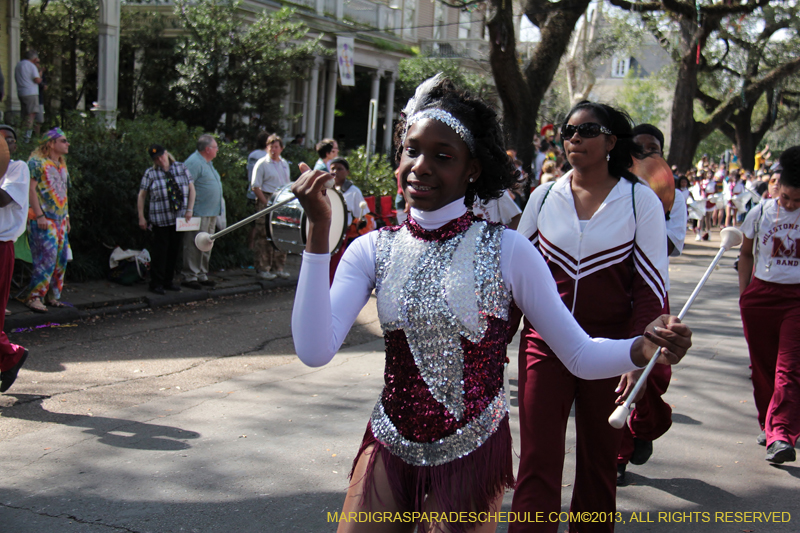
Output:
[740, 277, 800, 447]
[617, 363, 672, 464]
[0, 240, 26, 372]
[510, 332, 622, 533]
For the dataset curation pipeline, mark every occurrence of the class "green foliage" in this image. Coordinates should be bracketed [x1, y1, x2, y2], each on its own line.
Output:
[51, 113, 251, 281]
[172, 1, 326, 137]
[21, 0, 100, 117]
[695, 129, 731, 167]
[345, 146, 396, 198]
[397, 57, 495, 111]
[614, 67, 669, 127]
[118, 10, 183, 120]
[281, 144, 319, 181]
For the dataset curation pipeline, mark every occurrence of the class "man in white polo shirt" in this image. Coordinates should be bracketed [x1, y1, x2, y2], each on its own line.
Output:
[14, 50, 43, 144]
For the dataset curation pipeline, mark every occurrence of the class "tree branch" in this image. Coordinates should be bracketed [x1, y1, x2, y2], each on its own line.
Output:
[696, 87, 721, 111]
[697, 55, 800, 137]
[604, 0, 661, 14]
[754, 89, 776, 140]
[718, 121, 736, 143]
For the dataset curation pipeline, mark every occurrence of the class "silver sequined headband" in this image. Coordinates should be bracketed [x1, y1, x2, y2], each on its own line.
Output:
[405, 108, 476, 155]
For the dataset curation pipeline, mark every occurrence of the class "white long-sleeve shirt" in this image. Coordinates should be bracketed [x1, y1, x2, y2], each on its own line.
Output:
[292, 199, 640, 378]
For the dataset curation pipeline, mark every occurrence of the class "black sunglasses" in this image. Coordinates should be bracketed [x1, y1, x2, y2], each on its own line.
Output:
[560, 122, 613, 139]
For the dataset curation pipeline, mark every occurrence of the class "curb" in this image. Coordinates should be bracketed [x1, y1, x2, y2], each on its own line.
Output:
[5, 278, 297, 331]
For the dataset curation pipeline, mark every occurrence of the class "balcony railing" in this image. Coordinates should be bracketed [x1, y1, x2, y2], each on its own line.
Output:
[418, 39, 490, 61]
[289, 0, 398, 31]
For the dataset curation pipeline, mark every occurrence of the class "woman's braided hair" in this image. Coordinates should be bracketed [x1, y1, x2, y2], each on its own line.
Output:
[563, 101, 644, 184]
[393, 76, 519, 207]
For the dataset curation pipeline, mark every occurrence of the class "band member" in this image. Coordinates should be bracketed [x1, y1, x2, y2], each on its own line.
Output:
[512, 104, 669, 532]
[328, 157, 370, 282]
[614, 124, 685, 484]
[291, 78, 691, 533]
[739, 146, 800, 464]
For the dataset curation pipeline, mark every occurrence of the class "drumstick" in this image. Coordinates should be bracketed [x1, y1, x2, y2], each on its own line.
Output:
[608, 227, 744, 429]
[195, 178, 334, 252]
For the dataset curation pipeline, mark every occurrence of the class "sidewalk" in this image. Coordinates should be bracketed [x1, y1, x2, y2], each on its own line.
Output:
[4, 254, 302, 331]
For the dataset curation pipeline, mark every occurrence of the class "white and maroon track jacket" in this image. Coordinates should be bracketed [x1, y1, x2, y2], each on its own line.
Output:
[517, 173, 668, 339]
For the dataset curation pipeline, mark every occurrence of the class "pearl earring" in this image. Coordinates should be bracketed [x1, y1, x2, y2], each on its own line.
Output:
[606, 154, 610, 162]
[469, 177, 475, 183]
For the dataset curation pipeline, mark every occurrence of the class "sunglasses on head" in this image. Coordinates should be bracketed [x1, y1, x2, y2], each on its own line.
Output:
[560, 122, 613, 139]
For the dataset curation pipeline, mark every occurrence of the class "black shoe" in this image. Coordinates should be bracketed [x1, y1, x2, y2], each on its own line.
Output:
[757, 430, 767, 447]
[182, 280, 203, 290]
[150, 285, 166, 295]
[164, 283, 181, 291]
[630, 438, 653, 465]
[616, 463, 627, 486]
[198, 279, 216, 287]
[766, 440, 796, 464]
[1, 349, 29, 393]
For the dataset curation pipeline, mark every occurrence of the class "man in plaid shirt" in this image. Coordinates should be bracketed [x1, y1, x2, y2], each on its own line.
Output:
[138, 144, 196, 294]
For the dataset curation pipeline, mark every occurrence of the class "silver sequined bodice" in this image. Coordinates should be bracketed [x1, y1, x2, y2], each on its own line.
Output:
[371, 218, 513, 466]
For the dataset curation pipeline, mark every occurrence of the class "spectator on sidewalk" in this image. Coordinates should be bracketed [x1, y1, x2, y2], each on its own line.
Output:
[0, 129, 29, 392]
[181, 134, 222, 290]
[138, 144, 196, 295]
[14, 51, 43, 144]
[1, 125, 18, 315]
[25, 128, 70, 313]
[313, 138, 338, 171]
[328, 156, 368, 282]
[250, 134, 291, 280]
[246, 131, 269, 204]
[245, 131, 268, 250]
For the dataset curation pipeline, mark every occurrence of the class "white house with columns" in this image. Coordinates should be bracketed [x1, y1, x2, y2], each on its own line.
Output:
[2, 0, 489, 152]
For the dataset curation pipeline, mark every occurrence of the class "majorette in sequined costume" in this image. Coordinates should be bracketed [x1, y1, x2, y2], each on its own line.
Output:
[292, 76, 652, 529]
[354, 211, 515, 517]
[293, 197, 644, 527]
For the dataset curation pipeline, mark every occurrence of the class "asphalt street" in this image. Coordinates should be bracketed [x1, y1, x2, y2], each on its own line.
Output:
[1, 234, 798, 533]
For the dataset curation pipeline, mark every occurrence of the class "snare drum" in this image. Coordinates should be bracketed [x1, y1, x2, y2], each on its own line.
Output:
[268, 184, 347, 255]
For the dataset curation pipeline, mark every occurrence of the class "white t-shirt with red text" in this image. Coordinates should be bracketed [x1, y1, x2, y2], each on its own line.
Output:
[742, 198, 800, 284]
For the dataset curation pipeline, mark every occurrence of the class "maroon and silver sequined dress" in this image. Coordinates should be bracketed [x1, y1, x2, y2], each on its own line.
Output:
[351, 211, 515, 524]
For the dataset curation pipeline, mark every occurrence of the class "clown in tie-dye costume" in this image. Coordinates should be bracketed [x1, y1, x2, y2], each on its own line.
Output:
[25, 128, 71, 313]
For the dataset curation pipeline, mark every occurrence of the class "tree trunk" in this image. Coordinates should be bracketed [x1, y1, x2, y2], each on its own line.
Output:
[731, 107, 755, 171]
[666, 21, 700, 172]
[487, 0, 589, 171]
[527, 6, 589, 111]
[487, 0, 534, 165]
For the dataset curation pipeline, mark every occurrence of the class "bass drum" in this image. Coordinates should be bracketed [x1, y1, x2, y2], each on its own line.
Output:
[268, 184, 347, 255]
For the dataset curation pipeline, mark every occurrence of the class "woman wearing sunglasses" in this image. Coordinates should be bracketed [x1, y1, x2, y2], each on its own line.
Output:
[511, 102, 669, 533]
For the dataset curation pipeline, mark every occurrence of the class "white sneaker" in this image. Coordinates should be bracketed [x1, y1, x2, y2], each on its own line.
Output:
[276, 271, 291, 279]
[695, 233, 702, 241]
[257, 271, 277, 280]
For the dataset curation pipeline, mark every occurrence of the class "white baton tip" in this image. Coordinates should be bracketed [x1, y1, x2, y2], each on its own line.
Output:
[719, 226, 743, 250]
[195, 231, 215, 252]
[608, 405, 630, 429]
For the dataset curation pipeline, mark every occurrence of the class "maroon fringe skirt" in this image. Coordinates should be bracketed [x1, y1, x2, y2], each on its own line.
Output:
[348, 416, 514, 533]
